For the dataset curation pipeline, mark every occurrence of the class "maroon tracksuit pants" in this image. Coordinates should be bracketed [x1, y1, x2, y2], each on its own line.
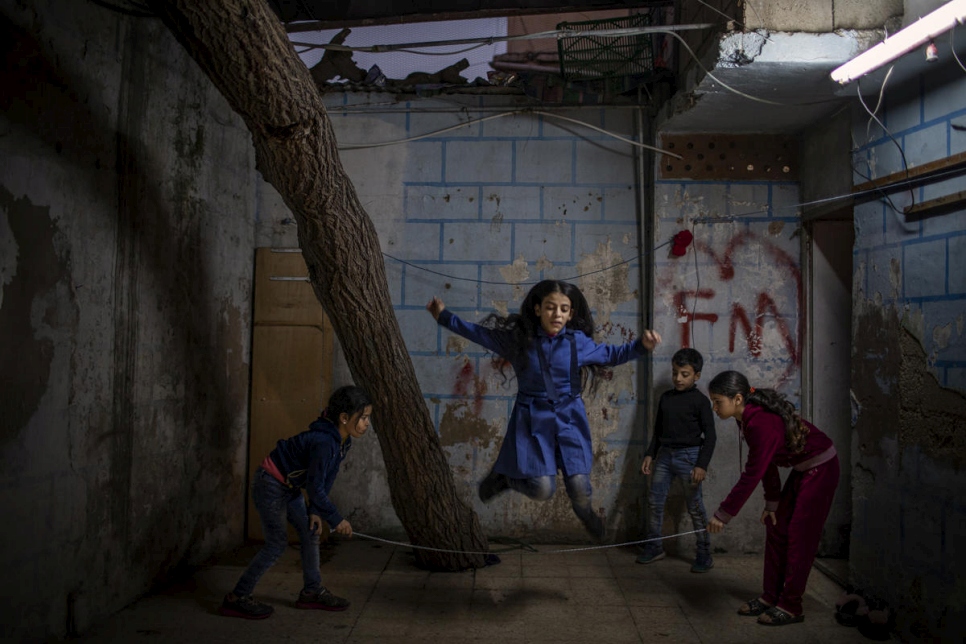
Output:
[762, 455, 840, 615]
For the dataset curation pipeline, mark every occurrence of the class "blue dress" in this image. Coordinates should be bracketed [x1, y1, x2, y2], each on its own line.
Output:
[437, 309, 648, 478]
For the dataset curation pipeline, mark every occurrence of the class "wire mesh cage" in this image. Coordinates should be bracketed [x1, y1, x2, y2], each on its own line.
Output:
[556, 14, 655, 81]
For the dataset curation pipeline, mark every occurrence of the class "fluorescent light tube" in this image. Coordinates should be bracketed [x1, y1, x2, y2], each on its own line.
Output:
[831, 0, 966, 84]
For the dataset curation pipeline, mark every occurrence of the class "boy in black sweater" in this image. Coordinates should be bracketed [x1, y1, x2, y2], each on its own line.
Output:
[638, 348, 716, 572]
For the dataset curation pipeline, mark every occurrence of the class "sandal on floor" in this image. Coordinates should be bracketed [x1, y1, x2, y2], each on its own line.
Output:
[737, 597, 771, 617]
[758, 606, 805, 626]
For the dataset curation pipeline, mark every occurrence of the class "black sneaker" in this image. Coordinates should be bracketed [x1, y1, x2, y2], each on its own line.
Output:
[219, 594, 273, 619]
[295, 587, 350, 611]
[478, 470, 509, 502]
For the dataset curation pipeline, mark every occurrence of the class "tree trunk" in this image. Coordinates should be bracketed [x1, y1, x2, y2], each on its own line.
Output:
[148, 0, 488, 570]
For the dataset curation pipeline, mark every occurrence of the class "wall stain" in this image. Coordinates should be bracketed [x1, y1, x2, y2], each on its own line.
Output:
[0, 186, 66, 444]
[439, 400, 501, 448]
[445, 335, 468, 356]
[499, 255, 530, 285]
[854, 300, 966, 468]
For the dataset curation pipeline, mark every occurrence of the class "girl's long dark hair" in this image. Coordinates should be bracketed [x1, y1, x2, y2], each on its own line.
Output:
[482, 279, 607, 393]
[323, 385, 372, 422]
[708, 370, 808, 452]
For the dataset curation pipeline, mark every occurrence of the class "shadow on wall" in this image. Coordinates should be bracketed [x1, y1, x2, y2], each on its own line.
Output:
[0, 10, 246, 636]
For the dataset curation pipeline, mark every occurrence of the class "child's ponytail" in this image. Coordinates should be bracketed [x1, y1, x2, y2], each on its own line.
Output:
[709, 370, 808, 452]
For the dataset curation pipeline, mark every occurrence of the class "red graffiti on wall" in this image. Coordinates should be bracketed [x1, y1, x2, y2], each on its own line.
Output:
[666, 230, 802, 384]
[673, 289, 719, 348]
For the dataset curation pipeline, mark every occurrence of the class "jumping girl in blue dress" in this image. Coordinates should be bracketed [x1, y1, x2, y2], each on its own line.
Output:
[427, 279, 661, 538]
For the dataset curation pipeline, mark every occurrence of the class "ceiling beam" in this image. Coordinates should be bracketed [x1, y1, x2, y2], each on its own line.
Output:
[270, 0, 670, 31]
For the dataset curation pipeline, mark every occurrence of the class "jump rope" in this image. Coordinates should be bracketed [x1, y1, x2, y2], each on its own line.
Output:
[352, 528, 708, 556]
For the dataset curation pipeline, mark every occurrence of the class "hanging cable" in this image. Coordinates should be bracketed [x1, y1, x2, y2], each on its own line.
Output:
[952, 24, 966, 73]
[656, 29, 838, 108]
[289, 23, 715, 55]
[339, 109, 683, 159]
[855, 77, 915, 212]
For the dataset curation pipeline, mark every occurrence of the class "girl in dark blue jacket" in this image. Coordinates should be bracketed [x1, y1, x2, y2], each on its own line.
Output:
[427, 280, 660, 539]
[220, 386, 372, 619]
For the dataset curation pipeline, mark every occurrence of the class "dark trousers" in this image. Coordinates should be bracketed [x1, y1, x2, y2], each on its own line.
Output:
[762, 455, 840, 615]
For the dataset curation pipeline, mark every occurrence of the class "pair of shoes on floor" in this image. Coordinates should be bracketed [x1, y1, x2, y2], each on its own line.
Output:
[219, 594, 274, 620]
[635, 550, 665, 564]
[690, 558, 714, 573]
[478, 470, 510, 503]
[296, 587, 350, 611]
[758, 606, 804, 626]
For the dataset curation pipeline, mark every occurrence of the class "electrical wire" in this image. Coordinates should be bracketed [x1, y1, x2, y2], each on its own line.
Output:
[855, 76, 915, 212]
[289, 24, 715, 54]
[952, 24, 966, 73]
[276, 165, 966, 288]
[383, 239, 674, 287]
[656, 29, 838, 108]
[338, 109, 683, 159]
[694, 0, 774, 44]
[864, 65, 894, 142]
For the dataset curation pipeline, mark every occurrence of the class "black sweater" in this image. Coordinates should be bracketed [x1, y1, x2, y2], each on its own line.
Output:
[645, 386, 716, 471]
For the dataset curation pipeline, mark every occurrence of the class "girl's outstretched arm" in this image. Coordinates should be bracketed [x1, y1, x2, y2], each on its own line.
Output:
[426, 296, 446, 320]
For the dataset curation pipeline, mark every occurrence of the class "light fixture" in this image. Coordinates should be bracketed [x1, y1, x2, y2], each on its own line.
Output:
[831, 0, 966, 84]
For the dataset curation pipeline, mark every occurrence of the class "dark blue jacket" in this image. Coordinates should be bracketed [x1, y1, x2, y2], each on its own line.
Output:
[269, 415, 349, 528]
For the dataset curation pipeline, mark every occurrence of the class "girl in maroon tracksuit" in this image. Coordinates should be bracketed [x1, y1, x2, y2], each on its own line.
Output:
[707, 370, 839, 627]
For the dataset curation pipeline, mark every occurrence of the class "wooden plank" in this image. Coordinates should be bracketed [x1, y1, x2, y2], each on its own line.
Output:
[853, 150, 966, 194]
[250, 325, 328, 404]
[903, 190, 966, 219]
[253, 248, 327, 326]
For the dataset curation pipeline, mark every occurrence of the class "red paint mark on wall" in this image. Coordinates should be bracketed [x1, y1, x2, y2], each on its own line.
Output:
[730, 294, 798, 364]
[453, 358, 486, 415]
[674, 289, 720, 348]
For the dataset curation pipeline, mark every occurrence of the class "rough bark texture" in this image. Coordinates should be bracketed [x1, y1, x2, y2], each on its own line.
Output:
[148, 0, 488, 570]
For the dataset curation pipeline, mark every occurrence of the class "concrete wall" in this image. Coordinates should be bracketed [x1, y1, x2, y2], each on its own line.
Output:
[651, 152, 806, 556]
[741, 0, 903, 32]
[0, 1, 255, 638]
[848, 46, 966, 639]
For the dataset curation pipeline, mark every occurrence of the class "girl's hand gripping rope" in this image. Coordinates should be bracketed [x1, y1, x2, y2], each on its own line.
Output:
[640, 329, 662, 351]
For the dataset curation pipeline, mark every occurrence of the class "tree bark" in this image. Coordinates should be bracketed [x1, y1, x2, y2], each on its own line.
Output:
[148, 0, 488, 570]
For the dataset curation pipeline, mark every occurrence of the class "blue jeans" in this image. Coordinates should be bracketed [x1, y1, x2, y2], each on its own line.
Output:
[233, 469, 321, 597]
[644, 446, 711, 562]
[509, 473, 600, 532]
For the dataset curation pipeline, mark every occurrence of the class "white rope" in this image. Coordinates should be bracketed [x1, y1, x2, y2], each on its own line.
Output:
[353, 528, 708, 556]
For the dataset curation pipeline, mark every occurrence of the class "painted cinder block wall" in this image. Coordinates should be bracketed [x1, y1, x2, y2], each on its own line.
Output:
[650, 162, 807, 556]
[258, 95, 654, 541]
[848, 56, 966, 638]
[0, 1, 254, 638]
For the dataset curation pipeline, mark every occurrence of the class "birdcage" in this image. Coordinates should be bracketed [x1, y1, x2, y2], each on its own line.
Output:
[556, 14, 655, 81]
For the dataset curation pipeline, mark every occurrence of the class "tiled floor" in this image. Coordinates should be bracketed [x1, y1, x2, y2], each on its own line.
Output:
[79, 539, 874, 643]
